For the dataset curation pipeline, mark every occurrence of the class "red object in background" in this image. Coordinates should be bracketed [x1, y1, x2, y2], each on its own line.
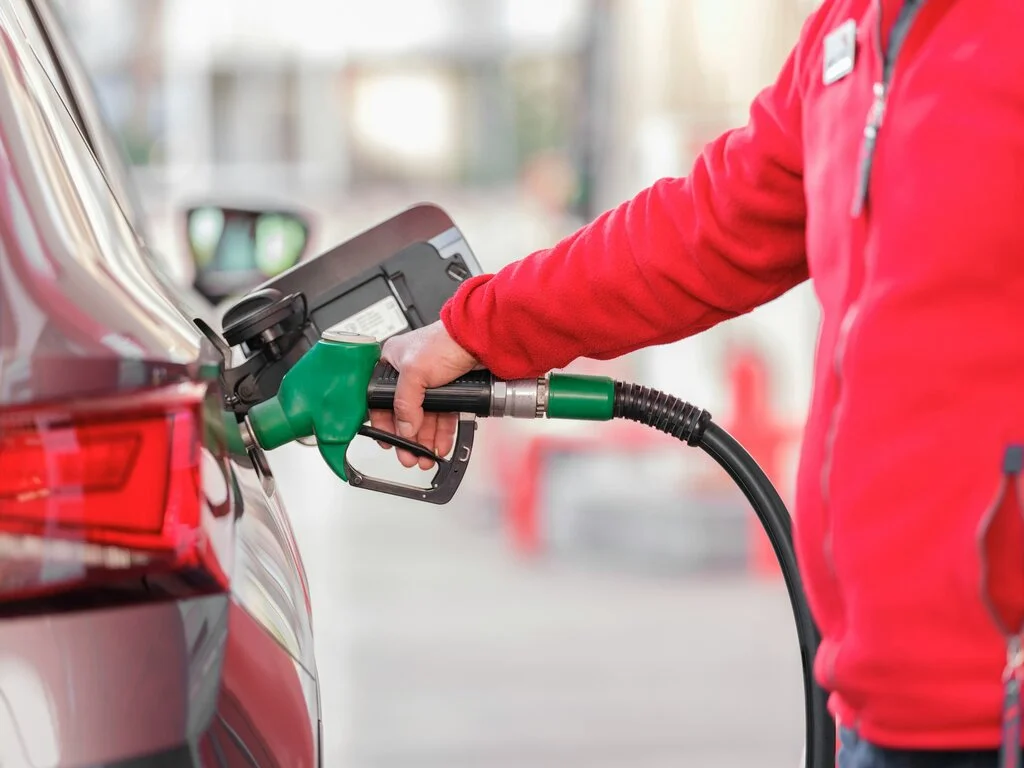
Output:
[506, 435, 550, 556]
[720, 348, 800, 579]
[502, 419, 660, 557]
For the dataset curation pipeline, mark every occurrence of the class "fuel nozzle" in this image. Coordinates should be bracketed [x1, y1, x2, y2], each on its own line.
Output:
[244, 329, 705, 503]
[244, 329, 489, 504]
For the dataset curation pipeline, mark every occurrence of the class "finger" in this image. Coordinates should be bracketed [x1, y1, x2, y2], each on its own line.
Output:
[368, 410, 395, 450]
[395, 446, 420, 468]
[436, 413, 458, 458]
[392, 366, 427, 441]
[379, 336, 407, 371]
[416, 413, 439, 470]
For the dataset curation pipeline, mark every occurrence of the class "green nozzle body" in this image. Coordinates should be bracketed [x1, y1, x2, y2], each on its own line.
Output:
[248, 331, 381, 481]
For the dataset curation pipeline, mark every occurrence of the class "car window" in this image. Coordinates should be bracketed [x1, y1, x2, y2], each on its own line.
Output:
[7, 0, 149, 236]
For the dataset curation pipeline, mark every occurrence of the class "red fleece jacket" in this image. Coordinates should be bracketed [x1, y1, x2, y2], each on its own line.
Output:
[441, 0, 1024, 749]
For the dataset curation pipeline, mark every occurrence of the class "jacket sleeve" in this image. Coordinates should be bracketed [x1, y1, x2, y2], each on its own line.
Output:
[440, 20, 815, 380]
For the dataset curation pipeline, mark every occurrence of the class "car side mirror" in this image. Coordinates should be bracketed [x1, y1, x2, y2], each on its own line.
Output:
[186, 205, 312, 305]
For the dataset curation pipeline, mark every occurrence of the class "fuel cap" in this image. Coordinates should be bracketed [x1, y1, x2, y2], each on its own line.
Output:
[223, 289, 305, 349]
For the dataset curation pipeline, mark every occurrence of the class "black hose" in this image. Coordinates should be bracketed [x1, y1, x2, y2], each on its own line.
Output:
[613, 381, 835, 768]
[612, 381, 712, 445]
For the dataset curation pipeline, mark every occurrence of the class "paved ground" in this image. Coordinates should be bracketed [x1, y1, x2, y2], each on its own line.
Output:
[274, 444, 806, 768]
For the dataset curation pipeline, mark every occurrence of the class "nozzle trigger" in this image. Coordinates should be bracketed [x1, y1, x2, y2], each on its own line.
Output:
[358, 425, 446, 465]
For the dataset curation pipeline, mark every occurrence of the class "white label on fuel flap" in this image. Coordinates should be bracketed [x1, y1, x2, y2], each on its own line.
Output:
[331, 295, 409, 341]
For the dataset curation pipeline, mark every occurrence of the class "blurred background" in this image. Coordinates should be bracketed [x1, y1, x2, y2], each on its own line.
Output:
[55, 1, 822, 765]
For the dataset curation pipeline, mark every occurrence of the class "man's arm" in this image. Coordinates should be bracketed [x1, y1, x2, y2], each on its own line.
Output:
[442, 45, 810, 380]
[376, 14, 825, 468]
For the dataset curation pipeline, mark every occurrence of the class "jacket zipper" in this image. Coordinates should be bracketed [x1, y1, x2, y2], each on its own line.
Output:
[850, 79, 888, 218]
[819, 0, 913, 694]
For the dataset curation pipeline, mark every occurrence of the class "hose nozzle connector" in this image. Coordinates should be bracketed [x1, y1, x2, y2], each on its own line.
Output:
[489, 378, 547, 418]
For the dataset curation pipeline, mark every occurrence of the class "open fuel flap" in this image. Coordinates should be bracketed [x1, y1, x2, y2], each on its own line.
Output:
[196, 203, 483, 417]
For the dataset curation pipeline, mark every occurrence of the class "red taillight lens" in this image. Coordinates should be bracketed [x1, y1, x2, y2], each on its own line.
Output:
[0, 384, 230, 601]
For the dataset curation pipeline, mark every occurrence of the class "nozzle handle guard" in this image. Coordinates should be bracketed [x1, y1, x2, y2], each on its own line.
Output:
[347, 416, 477, 504]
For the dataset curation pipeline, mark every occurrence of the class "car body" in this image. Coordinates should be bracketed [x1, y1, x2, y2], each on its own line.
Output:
[0, 0, 322, 764]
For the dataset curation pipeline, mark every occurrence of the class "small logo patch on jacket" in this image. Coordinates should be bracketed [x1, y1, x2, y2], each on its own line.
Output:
[823, 19, 857, 84]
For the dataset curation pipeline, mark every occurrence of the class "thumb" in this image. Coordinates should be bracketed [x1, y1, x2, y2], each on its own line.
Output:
[392, 366, 427, 439]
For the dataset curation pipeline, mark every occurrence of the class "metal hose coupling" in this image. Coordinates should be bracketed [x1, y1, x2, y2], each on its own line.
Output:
[489, 378, 548, 418]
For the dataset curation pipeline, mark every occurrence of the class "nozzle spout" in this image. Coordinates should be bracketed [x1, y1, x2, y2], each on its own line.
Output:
[248, 396, 296, 450]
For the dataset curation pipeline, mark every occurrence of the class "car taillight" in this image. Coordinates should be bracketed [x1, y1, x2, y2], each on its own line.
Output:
[0, 383, 231, 603]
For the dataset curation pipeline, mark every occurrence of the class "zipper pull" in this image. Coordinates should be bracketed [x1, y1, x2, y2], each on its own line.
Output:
[851, 82, 888, 218]
[1001, 635, 1024, 768]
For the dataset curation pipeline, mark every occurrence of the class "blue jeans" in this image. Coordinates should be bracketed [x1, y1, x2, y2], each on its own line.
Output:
[838, 728, 1015, 768]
